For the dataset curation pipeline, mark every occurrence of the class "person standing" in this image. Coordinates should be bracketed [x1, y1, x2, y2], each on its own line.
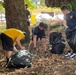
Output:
[61, 6, 76, 58]
[0, 28, 26, 66]
[25, 4, 31, 33]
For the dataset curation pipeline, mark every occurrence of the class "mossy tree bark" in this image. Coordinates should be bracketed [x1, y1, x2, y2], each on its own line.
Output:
[4, 0, 30, 42]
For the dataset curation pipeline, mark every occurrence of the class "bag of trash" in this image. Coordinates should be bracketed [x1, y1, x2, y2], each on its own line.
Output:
[65, 28, 76, 51]
[49, 32, 65, 54]
[7, 50, 33, 68]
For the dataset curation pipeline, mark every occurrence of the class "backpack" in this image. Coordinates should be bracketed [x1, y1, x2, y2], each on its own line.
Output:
[49, 32, 65, 54]
[7, 50, 33, 68]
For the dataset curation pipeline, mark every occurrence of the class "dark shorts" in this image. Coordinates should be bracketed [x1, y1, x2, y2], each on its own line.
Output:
[32, 31, 46, 41]
[1, 33, 13, 51]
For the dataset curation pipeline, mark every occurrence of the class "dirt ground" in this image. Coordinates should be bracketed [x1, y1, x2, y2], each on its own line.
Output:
[0, 33, 76, 75]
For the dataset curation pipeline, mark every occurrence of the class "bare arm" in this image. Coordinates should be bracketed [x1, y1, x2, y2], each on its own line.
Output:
[16, 38, 25, 50]
[63, 20, 68, 28]
[33, 35, 37, 48]
[13, 46, 18, 52]
[47, 25, 50, 37]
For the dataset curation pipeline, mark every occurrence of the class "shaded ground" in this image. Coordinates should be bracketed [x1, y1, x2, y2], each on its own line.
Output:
[0, 31, 76, 75]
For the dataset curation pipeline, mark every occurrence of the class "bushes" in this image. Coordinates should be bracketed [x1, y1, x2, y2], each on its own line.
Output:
[49, 21, 64, 32]
[71, 0, 76, 11]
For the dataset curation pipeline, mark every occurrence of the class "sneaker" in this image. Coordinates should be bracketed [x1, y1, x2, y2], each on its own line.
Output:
[64, 52, 72, 57]
[69, 53, 76, 58]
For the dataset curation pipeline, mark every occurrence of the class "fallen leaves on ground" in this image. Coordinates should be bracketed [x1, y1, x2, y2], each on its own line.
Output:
[0, 35, 76, 75]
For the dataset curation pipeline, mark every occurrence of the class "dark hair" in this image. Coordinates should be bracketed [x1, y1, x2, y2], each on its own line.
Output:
[23, 32, 26, 35]
[39, 22, 48, 28]
[61, 6, 69, 10]
[39, 22, 45, 27]
[25, 4, 28, 8]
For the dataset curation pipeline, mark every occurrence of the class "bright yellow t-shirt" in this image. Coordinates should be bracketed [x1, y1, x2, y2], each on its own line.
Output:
[3, 28, 25, 44]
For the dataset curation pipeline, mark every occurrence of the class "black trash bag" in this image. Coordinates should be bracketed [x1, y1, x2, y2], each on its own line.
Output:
[49, 32, 65, 54]
[7, 50, 33, 68]
[65, 28, 76, 51]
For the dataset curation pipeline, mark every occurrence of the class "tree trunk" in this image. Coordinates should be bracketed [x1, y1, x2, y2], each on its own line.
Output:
[4, 0, 30, 42]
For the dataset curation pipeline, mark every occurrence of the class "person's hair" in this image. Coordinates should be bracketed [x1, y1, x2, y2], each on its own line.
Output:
[39, 22, 45, 27]
[61, 6, 69, 10]
[25, 4, 28, 8]
[23, 31, 26, 35]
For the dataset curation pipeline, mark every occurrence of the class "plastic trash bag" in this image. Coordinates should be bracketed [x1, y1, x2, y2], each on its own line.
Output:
[49, 32, 65, 54]
[7, 50, 33, 68]
[36, 13, 52, 22]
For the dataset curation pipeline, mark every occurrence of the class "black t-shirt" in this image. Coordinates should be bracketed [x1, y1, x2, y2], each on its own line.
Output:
[64, 11, 76, 30]
[33, 26, 44, 35]
[25, 9, 30, 19]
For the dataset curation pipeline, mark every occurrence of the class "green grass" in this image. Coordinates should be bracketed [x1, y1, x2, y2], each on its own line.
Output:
[0, 24, 6, 33]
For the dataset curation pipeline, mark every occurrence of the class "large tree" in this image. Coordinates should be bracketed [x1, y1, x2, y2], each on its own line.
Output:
[45, 0, 72, 7]
[45, 0, 76, 11]
[4, 0, 30, 42]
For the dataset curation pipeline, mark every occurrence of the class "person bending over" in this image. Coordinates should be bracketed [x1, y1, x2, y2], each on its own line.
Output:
[29, 22, 48, 53]
[1, 28, 26, 66]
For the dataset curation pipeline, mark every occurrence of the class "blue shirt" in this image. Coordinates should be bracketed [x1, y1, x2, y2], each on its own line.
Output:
[33, 26, 44, 35]
[64, 11, 76, 30]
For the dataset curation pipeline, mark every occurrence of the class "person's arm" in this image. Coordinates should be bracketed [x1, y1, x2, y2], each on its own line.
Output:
[46, 25, 50, 37]
[28, 14, 31, 19]
[27, 10, 31, 21]
[16, 38, 25, 50]
[33, 35, 37, 48]
[13, 46, 18, 52]
[33, 27, 38, 48]
[28, 10, 31, 19]
[63, 20, 68, 28]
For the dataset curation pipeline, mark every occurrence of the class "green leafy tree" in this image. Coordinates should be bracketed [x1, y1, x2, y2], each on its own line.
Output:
[71, 0, 76, 11]
[66, 0, 76, 11]
[24, 0, 36, 10]
[67, 3, 72, 11]
[45, 0, 76, 11]
[0, 1, 4, 13]
[40, 0, 45, 5]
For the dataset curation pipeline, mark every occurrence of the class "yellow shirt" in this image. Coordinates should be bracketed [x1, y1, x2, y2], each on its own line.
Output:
[3, 28, 25, 44]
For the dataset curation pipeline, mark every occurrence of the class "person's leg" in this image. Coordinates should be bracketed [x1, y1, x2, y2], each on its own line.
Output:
[6, 51, 13, 58]
[5, 51, 13, 64]
[1, 33, 13, 65]
[5, 50, 13, 65]
[40, 30, 46, 52]
[41, 38, 46, 51]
